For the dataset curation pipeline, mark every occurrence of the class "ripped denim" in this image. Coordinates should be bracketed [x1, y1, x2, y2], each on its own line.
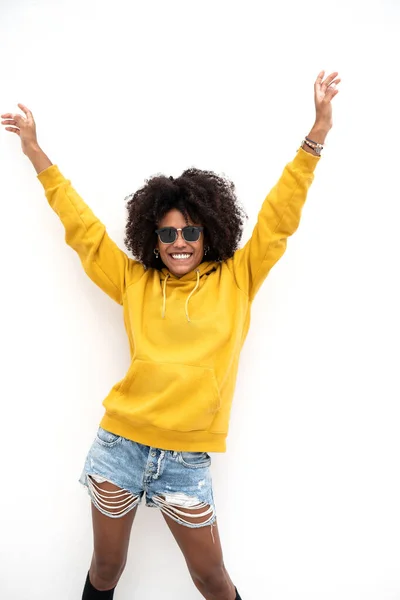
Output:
[79, 427, 217, 540]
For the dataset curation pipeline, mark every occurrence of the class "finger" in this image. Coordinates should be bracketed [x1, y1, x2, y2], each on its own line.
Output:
[5, 127, 21, 135]
[326, 89, 340, 102]
[315, 70, 325, 87]
[1, 119, 18, 126]
[13, 113, 25, 125]
[322, 72, 339, 89]
[328, 77, 341, 87]
[325, 85, 340, 101]
[1, 112, 13, 119]
[18, 103, 33, 119]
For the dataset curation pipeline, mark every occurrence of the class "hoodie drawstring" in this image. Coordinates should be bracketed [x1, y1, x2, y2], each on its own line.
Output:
[161, 273, 170, 319]
[185, 269, 200, 322]
[161, 269, 200, 322]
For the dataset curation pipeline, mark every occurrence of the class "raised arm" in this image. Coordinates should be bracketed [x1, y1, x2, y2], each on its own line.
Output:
[230, 70, 340, 300]
[1, 104, 139, 304]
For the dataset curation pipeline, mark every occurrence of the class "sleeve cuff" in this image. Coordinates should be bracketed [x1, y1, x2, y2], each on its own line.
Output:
[293, 146, 321, 173]
[37, 165, 67, 190]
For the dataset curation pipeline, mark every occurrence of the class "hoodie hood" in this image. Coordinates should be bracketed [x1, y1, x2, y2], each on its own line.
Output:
[160, 261, 217, 283]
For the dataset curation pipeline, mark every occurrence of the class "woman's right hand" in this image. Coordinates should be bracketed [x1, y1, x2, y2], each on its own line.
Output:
[1, 103, 39, 155]
[1, 104, 52, 173]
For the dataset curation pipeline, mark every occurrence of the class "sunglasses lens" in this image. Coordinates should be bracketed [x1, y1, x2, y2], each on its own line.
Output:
[159, 228, 177, 243]
[183, 227, 201, 242]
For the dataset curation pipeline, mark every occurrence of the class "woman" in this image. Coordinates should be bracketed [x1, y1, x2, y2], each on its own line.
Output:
[1, 70, 340, 600]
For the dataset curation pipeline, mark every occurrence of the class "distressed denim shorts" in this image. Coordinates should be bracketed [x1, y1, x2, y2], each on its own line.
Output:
[78, 426, 216, 530]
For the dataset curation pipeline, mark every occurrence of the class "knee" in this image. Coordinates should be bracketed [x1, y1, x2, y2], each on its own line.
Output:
[91, 557, 126, 590]
[194, 564, 233, 599]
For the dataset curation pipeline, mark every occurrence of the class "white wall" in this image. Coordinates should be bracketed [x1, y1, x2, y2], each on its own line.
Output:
[1, 0, 400, 598]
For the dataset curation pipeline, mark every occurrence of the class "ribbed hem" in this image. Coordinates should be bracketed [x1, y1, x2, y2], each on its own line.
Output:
[37, 164, 66, 188]
[99, 413, 227, 453]
[294, 146, 321, 171]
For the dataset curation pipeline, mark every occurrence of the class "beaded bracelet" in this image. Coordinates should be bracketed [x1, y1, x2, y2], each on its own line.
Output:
[305, 136, 324, 147]
[302, 138, 324, 156]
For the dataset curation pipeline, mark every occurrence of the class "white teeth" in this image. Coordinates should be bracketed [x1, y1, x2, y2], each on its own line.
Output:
[171, 253, 192, 260]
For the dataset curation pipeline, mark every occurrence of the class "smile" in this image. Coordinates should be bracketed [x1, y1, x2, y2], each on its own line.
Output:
[170, 253, 193, 260]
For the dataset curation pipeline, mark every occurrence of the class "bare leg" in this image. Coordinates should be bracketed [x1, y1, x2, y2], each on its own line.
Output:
[160, 505, 236, 600]
[86, 476, 139, 591]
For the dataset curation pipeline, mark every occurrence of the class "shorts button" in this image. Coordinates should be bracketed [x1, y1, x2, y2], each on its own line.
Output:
[149, 463, 154, 467]
[151, 452, 156, 457]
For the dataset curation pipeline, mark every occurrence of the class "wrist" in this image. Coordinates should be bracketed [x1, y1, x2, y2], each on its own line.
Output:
[309, 121, 331, 144]
[23, 142, 41, 157]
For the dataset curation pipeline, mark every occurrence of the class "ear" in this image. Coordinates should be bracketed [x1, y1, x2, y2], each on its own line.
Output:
[154, 229, 160, 252]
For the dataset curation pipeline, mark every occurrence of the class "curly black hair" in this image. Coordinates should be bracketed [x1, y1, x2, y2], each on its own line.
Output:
[124, 167, 247, 270]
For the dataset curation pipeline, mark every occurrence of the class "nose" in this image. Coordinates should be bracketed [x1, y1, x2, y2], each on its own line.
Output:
[172, 229, 188, 248]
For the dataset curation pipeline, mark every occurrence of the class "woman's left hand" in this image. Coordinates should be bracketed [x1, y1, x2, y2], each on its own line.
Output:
[314, 71, 340, 130]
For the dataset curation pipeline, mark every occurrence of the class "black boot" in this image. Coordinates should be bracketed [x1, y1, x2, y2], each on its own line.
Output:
[82, 571, 116, 599]
[235, 586, 242, 599]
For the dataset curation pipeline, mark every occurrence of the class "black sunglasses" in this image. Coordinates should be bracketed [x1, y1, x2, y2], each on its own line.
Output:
[155, 226, 204, 244]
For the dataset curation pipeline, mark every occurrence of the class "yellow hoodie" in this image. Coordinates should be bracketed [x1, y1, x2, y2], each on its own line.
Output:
[38, 147, 319, 452]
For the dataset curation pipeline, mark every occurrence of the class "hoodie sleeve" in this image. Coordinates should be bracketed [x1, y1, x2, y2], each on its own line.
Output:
[230, 147, 320, 300]
[37, 165, 138, 305]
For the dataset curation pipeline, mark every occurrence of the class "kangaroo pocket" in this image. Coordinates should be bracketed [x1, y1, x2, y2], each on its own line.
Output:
[105, 359, 221, 433]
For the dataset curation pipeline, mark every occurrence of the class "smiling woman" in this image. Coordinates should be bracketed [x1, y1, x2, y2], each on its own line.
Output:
[1, 70, 340, 600]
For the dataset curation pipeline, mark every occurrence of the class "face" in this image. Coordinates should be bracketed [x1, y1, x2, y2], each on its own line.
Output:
[156, 209, 205, 277]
